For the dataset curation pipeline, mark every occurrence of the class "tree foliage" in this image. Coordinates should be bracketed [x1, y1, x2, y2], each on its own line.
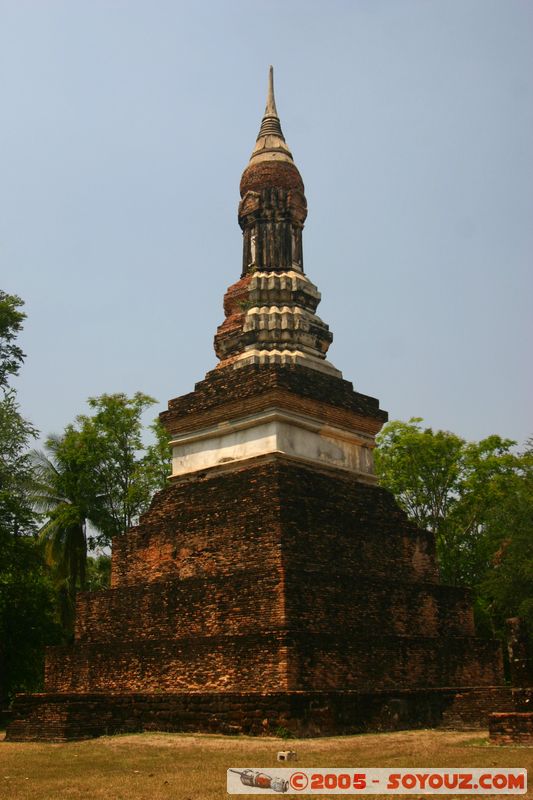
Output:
[143, 417, 174, 496]
[31, 429, 107, 631]
[480, 440, 533, 633]
[86, 553, 111, 591]
[375, 418, 533, 637]
[0, 391, 38, 540]
[75, 392, 162, 543]
[0, 291, 26, 389]
[0, 291, 61, 703]
[0, 292, 172, 697]
[0, 293, 38, 542]
[0, 537, 62, 702]
[32, 392, 171, 628]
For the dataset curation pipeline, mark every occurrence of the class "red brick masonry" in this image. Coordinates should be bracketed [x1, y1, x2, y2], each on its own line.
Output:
[7, 688, 531, 743]
[489, 712, 533, 745]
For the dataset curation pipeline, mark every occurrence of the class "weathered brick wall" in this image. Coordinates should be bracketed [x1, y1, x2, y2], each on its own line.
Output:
[111, 458, 438, 589]
[276, 460, 439, 582]
[78, 572, 474, 645]
[111, 461, 284, 587]
[162, 363, 387, 429]
[7, 690, 452, 741]
[284, 634, 502, 691]
[284, 573, 475, 637]
[489, 712, 533, 744]
[441, 687, 532, 728]
[506, 617, 533, 686]
[76, 569, 284, 643]
[7, 687, 519, 742]
[44, 632, 502, 695]
[165, 388, 384, 439]
[45, 633, 291, 693]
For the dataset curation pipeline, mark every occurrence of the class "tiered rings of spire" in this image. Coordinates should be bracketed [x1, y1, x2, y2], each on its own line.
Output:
[214, 67, 341, 378]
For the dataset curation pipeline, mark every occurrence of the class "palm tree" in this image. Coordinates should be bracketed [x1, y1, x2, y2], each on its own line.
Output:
[28, 394, 168, 631]
[30, 431, 107, 632]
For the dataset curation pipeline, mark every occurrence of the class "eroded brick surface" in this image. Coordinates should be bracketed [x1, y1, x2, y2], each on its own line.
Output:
[489, 711, 533, 744]
[3, 688, 503, 742]
[162, 364, 387, 429]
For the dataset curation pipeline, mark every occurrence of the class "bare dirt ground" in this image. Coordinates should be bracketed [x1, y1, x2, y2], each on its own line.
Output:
[0, 728, 531, 800]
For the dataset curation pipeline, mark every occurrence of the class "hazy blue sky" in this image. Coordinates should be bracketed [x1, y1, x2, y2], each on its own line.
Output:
[1, 0, 532, 447]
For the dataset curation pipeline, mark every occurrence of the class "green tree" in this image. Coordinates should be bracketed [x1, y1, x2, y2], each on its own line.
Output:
[374, 418, 520, 586]
[143, 417, 172, 493]
[480, 440, 533, 635]
[31, 429, 110, 631]
[0, 291, 62, 703]
[0, 291, 26, 389]
[34, 393, 171, 615]
[0, 536, 62, 702]
[375, 418, 532, 639]
[0, 391, 38, 539]
[0, 292, 37, 542]
[86, 553, 112, 591]
[74, 392, 164, 544]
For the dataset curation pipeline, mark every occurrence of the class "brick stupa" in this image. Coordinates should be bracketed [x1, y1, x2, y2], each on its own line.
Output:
[8, 69, 508, 740]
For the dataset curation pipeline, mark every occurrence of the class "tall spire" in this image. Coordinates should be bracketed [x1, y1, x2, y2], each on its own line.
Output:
[266, 64, 277, 116]
[213, 67, 341, 379]
[257, 66, 283, 139]
[248, 66, 293, 165]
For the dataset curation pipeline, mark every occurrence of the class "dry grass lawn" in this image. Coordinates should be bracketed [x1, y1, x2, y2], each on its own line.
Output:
[0, 728, 531, 800]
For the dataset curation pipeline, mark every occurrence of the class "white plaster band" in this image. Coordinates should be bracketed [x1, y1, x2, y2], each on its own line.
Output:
[170, 407, 376, 479]
[169, 407, 375, 448]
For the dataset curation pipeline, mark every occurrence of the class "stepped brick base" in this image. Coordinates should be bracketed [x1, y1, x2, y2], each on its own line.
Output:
[489, 712, 533, 745]
[6, 454, 510, 742]
[7, 687, 531, 742]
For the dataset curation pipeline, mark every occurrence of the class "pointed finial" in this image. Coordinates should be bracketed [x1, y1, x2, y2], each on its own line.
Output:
[244, 66, 295, 168]
[257, 65, 285, 141]
[265, 65, 278, 116]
